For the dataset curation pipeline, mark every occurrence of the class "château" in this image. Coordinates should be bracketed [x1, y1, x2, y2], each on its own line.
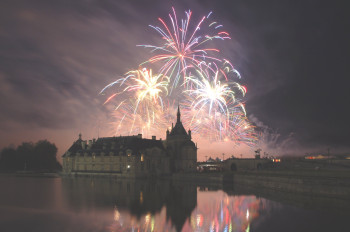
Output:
[62, 106, 197, 177]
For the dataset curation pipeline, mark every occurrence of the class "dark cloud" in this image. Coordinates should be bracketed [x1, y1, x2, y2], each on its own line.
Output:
[1, 0, 349, 158]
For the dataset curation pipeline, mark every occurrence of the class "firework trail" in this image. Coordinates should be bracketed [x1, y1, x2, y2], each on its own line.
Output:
[138, 7, 231, 93]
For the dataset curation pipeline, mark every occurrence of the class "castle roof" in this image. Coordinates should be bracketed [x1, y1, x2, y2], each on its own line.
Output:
[169, 105, 189, 137]
[63, 135, 165, 157]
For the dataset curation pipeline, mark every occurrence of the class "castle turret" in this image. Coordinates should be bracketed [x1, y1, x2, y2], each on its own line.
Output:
[166, 106, 197, 173]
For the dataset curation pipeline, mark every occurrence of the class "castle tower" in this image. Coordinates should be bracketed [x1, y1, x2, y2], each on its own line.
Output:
[166, 106, 197, 172]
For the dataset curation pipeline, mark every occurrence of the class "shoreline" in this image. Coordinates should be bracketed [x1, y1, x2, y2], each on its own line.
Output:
[0, 172, 60, 178]
[2, 169, 350, 200]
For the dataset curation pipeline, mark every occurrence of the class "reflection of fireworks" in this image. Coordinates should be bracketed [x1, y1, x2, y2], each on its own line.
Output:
[101, 8, 257, 146]
[190, 191, 263, 232]
[108, 190, 263, 232]
[139, 7, 231, 92]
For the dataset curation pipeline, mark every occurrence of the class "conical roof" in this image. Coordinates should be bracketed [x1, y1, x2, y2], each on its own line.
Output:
[169, 106, 188, 136]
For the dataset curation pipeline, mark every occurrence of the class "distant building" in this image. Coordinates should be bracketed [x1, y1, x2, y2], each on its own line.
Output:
[198, 157, 272, 172]
[62, 106, 197, 177]
[305, 155, 335, 160]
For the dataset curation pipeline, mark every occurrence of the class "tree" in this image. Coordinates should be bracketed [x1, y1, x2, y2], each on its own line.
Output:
[0, 140, 62, 172]
[16, 142, 34, 170]
[34, 140, 61, 171]
[0, 147, 18, 171]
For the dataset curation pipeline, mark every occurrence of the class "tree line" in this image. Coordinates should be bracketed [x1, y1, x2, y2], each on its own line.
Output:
[0, 140, 62, 172]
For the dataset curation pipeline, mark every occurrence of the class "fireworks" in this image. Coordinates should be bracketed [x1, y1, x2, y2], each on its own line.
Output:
[101, 8, 257, 146]
[180, 65, 255, 143]
[184, 66, 244, 116]
[138, 7, 231, 93]
[101, 68, 169, 111]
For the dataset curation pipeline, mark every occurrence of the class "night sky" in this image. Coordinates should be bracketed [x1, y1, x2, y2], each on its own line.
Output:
[1, 0, 349, 160]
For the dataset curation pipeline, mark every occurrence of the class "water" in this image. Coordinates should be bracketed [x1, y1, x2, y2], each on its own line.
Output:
[0, 176, 349, 232]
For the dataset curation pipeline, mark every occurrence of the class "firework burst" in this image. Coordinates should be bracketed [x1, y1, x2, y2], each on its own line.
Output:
[184, 66, 245, 117]
[101, 8, 257, 147]
[181, 65, 253, 142]
[100, 68, 169, 111]
[100, 68, 172, 135]
[139, 7, 231, 93]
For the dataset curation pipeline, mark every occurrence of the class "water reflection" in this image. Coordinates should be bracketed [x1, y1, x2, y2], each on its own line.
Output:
[62, 178, 197, 231]
[191, 191, 262, 232]
[1, 176, 349, 232]
[61, 178, 261, 232]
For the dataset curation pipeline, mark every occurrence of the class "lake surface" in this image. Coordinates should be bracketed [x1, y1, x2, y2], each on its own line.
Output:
[0, 176, 349, 232]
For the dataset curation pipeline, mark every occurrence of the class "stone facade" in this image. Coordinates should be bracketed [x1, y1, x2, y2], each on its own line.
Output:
[62, 107, 197, 177]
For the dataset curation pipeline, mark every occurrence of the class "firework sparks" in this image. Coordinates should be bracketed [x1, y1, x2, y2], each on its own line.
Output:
[138, 7, 231, 93]
[100, 68, 172, 135]
[101, 68, 169, 111]
[125, 68, 169, 110]
[180, 65, 254, 143]
[101, 8, 257, 147]
[184, 67, 244, 117]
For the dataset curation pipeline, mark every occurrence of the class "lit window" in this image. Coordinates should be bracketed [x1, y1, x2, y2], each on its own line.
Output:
[140, 191, 143, 204]
[141, 154, 144, 162]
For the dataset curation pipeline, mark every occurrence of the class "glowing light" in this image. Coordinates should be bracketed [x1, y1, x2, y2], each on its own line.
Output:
[114, 206, 120, 221]
[151, 217, 155, 232]
[145, 214, 151, 224]
[196, 214, 203, 227]
[140, 191, 143, 204]
[246, 223, 250, 232]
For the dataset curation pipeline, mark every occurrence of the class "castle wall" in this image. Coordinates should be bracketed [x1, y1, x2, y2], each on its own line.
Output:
[63, 148, 171, 177]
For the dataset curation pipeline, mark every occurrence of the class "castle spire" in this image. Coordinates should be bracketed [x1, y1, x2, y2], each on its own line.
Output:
[177, 105, 181, 123]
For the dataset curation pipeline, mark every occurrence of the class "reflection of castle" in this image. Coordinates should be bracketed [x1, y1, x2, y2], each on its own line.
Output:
[62, 106, 197, 177]
[61, 178, 197, 232]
